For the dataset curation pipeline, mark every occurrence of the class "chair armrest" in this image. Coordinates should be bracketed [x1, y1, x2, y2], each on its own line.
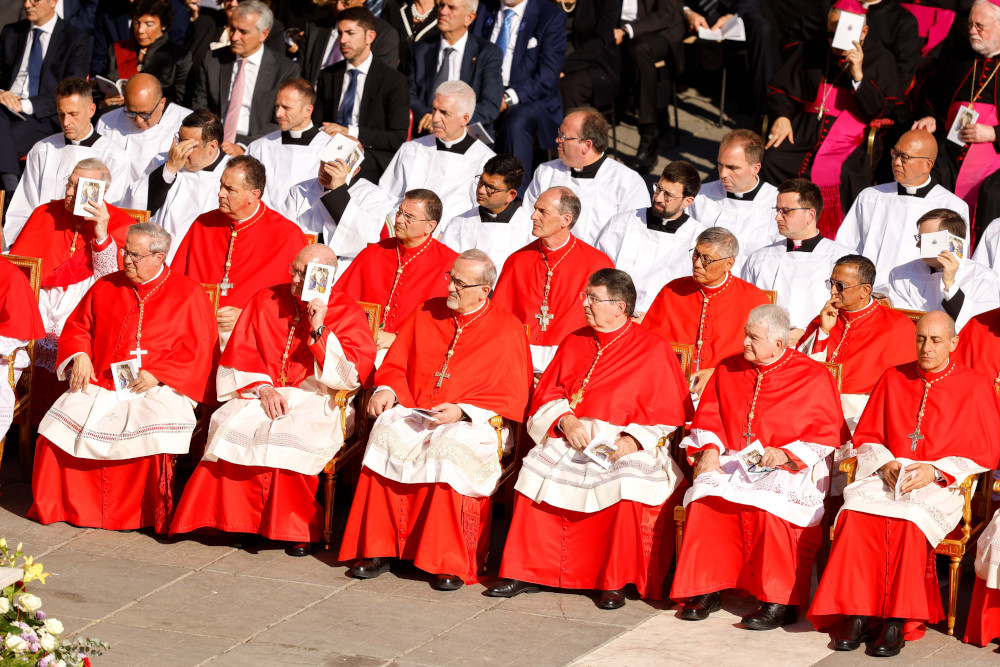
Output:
[840, 456, 858, 484]
[958, 472, 981, 541]
[334, 388, 360, 441]
[490, 415, 504, 461]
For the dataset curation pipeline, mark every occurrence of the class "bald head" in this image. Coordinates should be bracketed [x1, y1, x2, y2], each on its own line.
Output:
[123, 73, 166, 130]
[915, 310, 958, 373]
[892, 129, 937, 187]
[898, 129, 938, 161]
[296, 243, 338, 267]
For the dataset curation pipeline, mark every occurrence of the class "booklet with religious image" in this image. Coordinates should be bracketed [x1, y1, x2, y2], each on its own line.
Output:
[947, 105, 979, 146]
[830, 11, 865, 51]
[894, 470, 913, 501]
[467, 122, 494, 146]
[920, 230, 965, 260]
[111, 360, 140, 402]
[584, 434, 618, 470]
[73, 177, 106, 217]
[94, 75, 127, 98]
[738, 440, 777, 477]
[300, 262, 334, 304]
[317, 134, 365, 185]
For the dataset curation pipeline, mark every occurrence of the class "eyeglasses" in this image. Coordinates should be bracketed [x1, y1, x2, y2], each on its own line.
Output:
[579, 291, 622, 304]
[124, 105, 161, 121]
[691, 252, 732, 267]
[475, 175, 510, 197]
[890, 149, 933, 164]
[122, 250, 157, 262]
[969, 20, 998, 33]
[445, 273, 487, 291]
[556, 132, 585, 143]
[825, 279, 866, 293]
[288, 264, 306, 279]
[772, 206, 811, 217]
[394, 207, 431, 224]
[652, 183, 684, 201]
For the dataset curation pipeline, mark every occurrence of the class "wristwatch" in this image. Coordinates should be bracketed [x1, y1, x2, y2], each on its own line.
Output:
[310, 324, 326, 342]
[503, 93, 513, 107]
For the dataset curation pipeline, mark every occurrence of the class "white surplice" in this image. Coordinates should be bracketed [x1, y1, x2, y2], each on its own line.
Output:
[379, 135, 495, 226]
[245, 128, 332, 220]
[524, 156, 650, 245]
[886, 258, 1000, 331]
[688, 179, 781, 273]
[0, 337, 29, 436]
[975, 509, 1000, 588]
[973, 217, 1000, 272]
[595, 209, 707, 314]
[437, 201, 535, 272]
[741, 236, 854, 330]
[836, 181, 970, 293]
[3, 132, 130, 248]
[95, 102, 192, 181]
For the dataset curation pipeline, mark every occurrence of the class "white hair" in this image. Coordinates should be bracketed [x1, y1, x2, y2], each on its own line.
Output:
[745, 305, 790, 346]
[974, 0, 1000, 20]
[434, 80, 476, 119]
[73, 158, 112, 186]
[128, 222, 172, 255]
[232, 0, 273, 32]
[457, 249, 497, 287]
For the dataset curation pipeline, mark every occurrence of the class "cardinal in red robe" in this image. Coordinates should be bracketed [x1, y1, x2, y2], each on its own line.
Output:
[170, 156, 306, 347]
[339, 250, 533, 590]
[809, 311, 1000, 657]
[336, 189, 458, 368]
[28, 223, 218, 533]
[170, 244, 376, 554]
[643, 227, 770, 397]
[491, 187, 614, 374]
[488, 269, 692, 609]
[0, 257, 45, 435]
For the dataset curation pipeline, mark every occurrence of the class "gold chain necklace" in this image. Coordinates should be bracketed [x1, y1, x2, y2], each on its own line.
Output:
[694, 276, 733, 371]
[68, 221, 83, 257]
[218, 205, 267, 296]
[741, 351, 793, 448]
[828, 301, 879, 362]
[969, 59, 1000, 107]
[907, 363, 956, 451]
[277, 305, 305, 387]
[382, 239, 432, 328]
[129, 267, 171, 368]
[433, 302, 491, 390]
[568, 322, 631, 409]
[535, 237, 576, 332]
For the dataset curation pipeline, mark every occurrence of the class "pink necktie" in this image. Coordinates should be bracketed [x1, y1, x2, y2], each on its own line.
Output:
[224, 58, 247, 144]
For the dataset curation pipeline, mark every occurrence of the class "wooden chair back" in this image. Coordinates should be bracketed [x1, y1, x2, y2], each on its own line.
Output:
[200, 283, 220, 314]
[305, 233, 318, 245]
[670, 342, 694, 380]
[763, 289, 777, 305]
[358, 302, 381, 340]
[820, 361, 843, 393]
[894, 307, 925, 323]
[3, 255, 42, 480]
[119, 208, 151, 223]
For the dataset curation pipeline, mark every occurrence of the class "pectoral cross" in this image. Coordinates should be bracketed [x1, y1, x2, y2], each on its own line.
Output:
[908, 429, 924, 452]
[219, 279, 234, 296]
[434, 369, 451, 388]
[277, 369, 288, 387]
[743, 425, 755, 448]
[130, 345, 147, 369]
[535, 304, 553, 331]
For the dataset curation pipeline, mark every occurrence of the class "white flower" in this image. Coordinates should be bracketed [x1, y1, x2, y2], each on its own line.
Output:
[54, 660, 67, 667]
[43, 618, 63, 635]
[15, 594, 41, 613]
[4, 634, 27, 652]
[0, 598, 10, 614]
[38, 632, 56, 652]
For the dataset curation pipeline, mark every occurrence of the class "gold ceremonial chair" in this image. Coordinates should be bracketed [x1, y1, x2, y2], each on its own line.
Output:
[119, 208, 151, 223]
[305, 233, 318, 245]
[763, 290, 777, 305]
[894, 308, 926, 324]
[666, 342, 694, 557]
[200, 283, 220, 314]
[2, 256, 42, 481]
[189, 284, 222, 458]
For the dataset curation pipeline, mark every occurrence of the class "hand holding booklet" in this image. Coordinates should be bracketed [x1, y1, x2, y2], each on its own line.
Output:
[697, 15, 746, 41]
[584, 433, 618, 470]
[894, 469, 913, 501]
[318, 134, 365, 184]
[738, 440, 777, 478]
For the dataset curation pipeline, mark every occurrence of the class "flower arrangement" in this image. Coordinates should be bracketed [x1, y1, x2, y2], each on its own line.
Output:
[0, 539, 109, 667]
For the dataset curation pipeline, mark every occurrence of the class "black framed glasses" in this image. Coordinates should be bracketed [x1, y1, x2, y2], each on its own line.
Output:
[652, 183, 684, 201]
[124, 106, 160, 121]
[475, 174, 510, 197]
[445, 273, 487, 291]
[691, 251, 732, 267]
[890, 149, 933, 164]
[773, 206, 811, 216]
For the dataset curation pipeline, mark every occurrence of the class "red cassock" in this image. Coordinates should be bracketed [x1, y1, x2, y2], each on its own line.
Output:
[170, 287, 377, 543]
[170, 204, 307, 310]
[491, 237, 614, 347]
[642, 274, 770, 371]
[955, 308, 1000, 382]
[27, 267, 218, 532]
[671, 351, 847, 606]
[500, 323, 694, 598]
[0, 257, 45, 340]
[800, 301, 916, 394]
[809, 360, 1000, 640]
[338, 298, 532, 583]
[335, 237, 457, 334]
[10, 201, 133, 282]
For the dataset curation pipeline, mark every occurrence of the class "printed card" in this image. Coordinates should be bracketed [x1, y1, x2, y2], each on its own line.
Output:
[317, 134, 365, 184]
[947, 105, 979, 146]
[300, 262, 334, 304]
[894, 470, 913, 501]
[831, 11, 865, 52]
[584, 434, 618, 470]
[920, 231, 963, 260]
[73, 177, 106, 217]
[738, 440, 777, 477]
[110, 360, 140, 402]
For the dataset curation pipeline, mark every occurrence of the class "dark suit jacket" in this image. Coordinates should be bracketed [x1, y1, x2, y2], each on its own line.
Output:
[184, 8, 288, 88]
[562, 0, 621, 107]
[408, 33, 503, 130]
[92, 0, 190, 74]
[300, 14, 399, 85]
[313, 58, 410, 181]
[622, 0, 684, 74]
[102, 36, 193, 103]
[472, 0, 566, 138]
[192, 45, 301, 143]
[61, 0, 100, 34]
[0, 18, 90, 120]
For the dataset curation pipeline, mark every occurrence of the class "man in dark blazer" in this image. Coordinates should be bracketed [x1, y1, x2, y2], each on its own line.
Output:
[408, 0, 502, 134]
[313, 6, 409, 182]
[192, 0, 300, 152]
[298, 0, 399, 85]
[471, 0, 565, 189]
[0, 0, 90, 190]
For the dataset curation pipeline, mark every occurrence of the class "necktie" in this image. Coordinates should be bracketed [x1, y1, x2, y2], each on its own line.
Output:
[366, 0, 385, 18]
[698, 0, 720, 22]
[324, 35, 343, 68]
[496, 9, 515, 57]
[223, 57, 247, 144]
[27, 28, 43, 99]
[433, 46, 455, 92]
[338, 69, 359, 126]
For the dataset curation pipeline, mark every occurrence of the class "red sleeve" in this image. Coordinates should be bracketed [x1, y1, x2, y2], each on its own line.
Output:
[778, 448, 806, 474]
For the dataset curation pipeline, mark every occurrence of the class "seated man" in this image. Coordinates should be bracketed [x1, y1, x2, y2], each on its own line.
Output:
[0, 257, 45, 438]
[338, 250, 533, 590]
[336, 189, 458, 364]
[492, 187, 613, 373]
[888, 209, 999, 331]
[524, 107, 650, 245]
[643, 227, 771, 397]
[836, 130, 970, 292]
[809, 311, 1000, 657]
[438, 153, 534, 272]
[799, 255, 917, 431]
[689, 130, 779, 272]
[170, 243, 377, 555]
[596, 161, 706, 321]
[123, 110, 231, 257]
[4, 78, 129, 247]
[171, 155, 307, 348]
[379, 81, 495, 225]
[27, 222, 218, 532]
[672, 305, 846, 630]
[741, 179, 853, 346]
[95, 73, 193, 181]
[762, 0, 899, 231]
[488, 269, 692, 608]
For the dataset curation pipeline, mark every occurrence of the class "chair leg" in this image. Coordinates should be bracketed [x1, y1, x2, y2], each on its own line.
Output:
[323, 468, 336, 551]
[675, 517, 685, 561]
[948, 554, 961, 636]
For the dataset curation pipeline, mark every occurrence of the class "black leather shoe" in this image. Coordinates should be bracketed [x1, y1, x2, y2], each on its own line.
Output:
[230, 533, 262, 549]
[433, 574, 464, 591]
[350, 557, 392, 579]
[834, 615, 869, 651]
[485, 578, 541, 598]
[599, 589, 626, 610]
[625, 134, 660, 173]
[741, 602, 796, 630]
[285, 542, 313, 557]
[871, 618, 905, 657]
[680, 591, 722, 620]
